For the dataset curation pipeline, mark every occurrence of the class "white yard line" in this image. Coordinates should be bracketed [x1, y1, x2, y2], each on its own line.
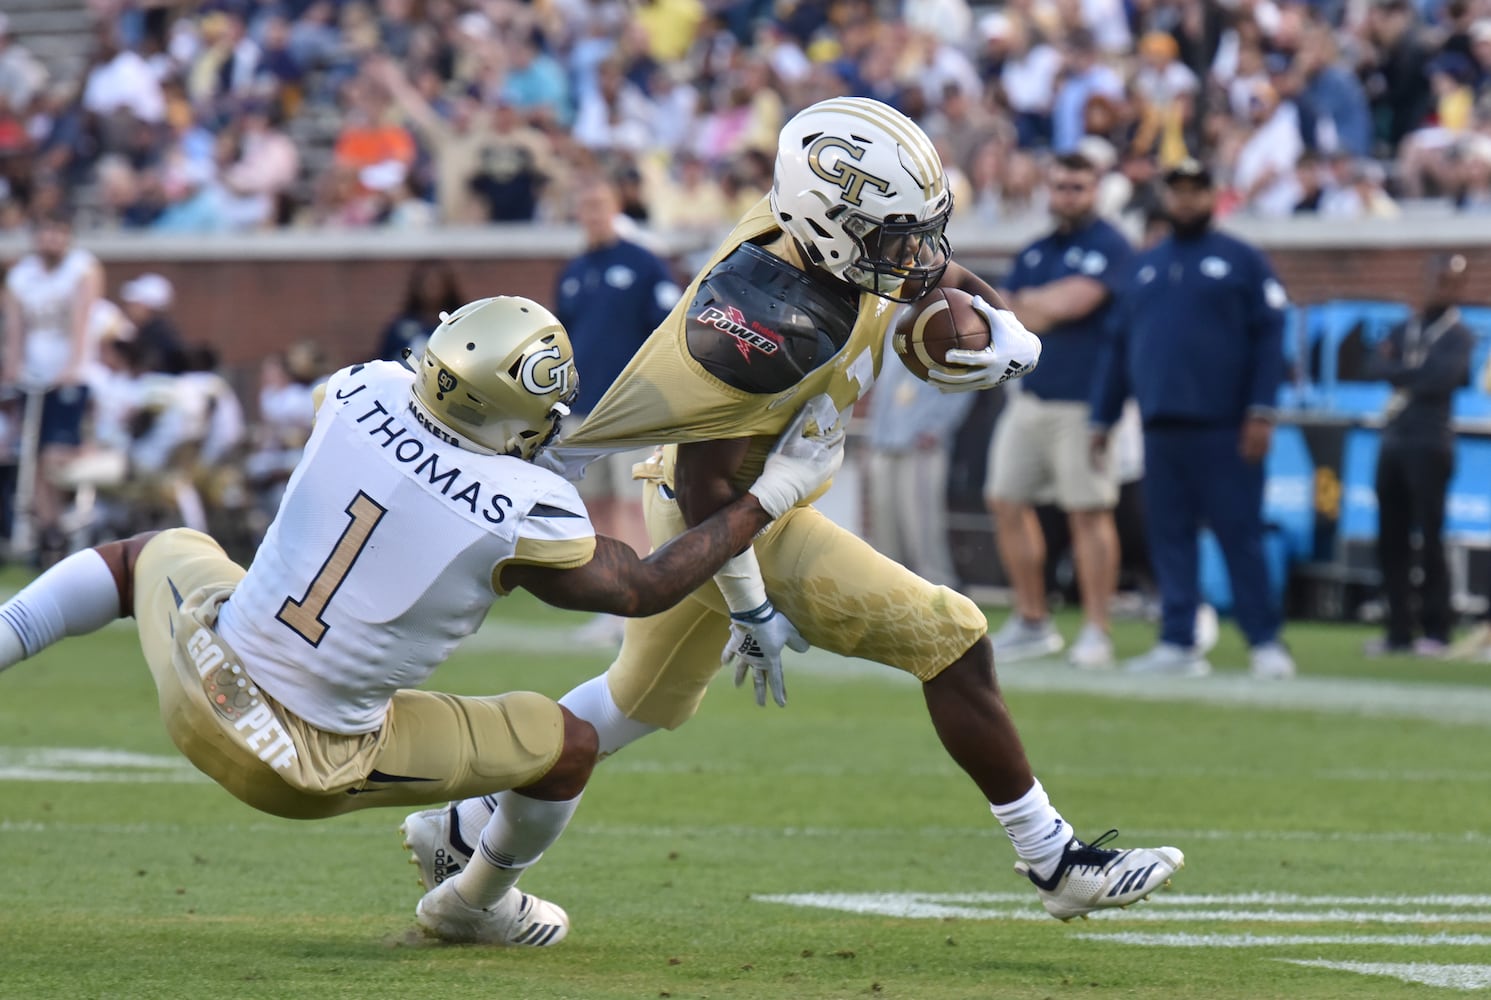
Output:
[1079, 932, 1491, 948]
[0, 747, 206, 783]
[462, 620, 1491, 725]
[1280, 961, 1491, 991]
[601, 759, 1491, 783]
[0, 819, 392, 837]
[934, 892, 1491, 907]
[0, 767, 205, 784]
[750, 892, 1491, 924]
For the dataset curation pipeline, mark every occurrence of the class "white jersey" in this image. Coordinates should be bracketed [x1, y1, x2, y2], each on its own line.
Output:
[216, 361, 596, 734]
[4, 248, 99, 387]
[178, 371, 245, 466]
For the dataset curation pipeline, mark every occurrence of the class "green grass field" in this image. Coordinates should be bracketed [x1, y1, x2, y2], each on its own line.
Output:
[2, 579, 1489, 999]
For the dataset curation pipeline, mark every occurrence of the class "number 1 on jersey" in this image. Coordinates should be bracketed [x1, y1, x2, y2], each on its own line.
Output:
[277, 491, 387, 646]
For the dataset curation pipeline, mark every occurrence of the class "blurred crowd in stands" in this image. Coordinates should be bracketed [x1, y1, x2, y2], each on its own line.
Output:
[3, 0, 1491, 235]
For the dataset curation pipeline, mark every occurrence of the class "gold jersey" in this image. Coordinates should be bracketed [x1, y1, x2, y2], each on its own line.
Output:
[562, 198, 905, 491]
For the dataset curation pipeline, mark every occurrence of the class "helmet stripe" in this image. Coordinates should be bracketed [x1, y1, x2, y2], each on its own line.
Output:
[814, 100, 938, 188]
[816, 99, 939, 179]
[812, 99, 942, 199]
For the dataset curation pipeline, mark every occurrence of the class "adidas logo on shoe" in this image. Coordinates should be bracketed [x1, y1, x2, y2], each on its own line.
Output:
[1014, 829, 1185, 921]
[432, 847, 462, 884]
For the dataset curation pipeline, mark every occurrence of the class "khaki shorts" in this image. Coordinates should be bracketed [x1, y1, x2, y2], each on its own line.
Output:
[986, 393, 1117, 511]
[134, 529, 564, 819]
[606, 472, 988, 730]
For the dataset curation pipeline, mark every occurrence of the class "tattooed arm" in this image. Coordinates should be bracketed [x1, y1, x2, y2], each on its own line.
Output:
[498, 494, 772, 617]
[504, 396, 844, 621]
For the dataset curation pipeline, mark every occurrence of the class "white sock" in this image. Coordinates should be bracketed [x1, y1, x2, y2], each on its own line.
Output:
[0, 549, 120, 671]
[557, 673, 659, 756]
[453, 795, 499, 854]
[442, 674, 655, 868]
[453, 791, 582, 908]
[990, 779, 1074, 883]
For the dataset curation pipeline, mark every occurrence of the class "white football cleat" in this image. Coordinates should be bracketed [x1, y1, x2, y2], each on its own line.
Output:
[1015, 830, 1185, 922]
[1249, 641, 1297, 680]
[1067, 624, 1114, 670]
[400, 805, 475, 891]
[416, 881, 570, 946]
[1123, 642, 1211, 677]
[991, 616, 1065, 663]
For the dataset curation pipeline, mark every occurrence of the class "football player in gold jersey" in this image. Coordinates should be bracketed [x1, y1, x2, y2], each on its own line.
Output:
[406, 98, 1184, 924]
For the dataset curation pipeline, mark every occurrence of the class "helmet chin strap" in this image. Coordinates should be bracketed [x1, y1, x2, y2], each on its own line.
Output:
[527, 402, 571, 460]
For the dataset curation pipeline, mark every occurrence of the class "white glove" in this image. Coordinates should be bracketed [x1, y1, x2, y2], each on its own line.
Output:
[749, 394, 846, 518]
[721, 602, 809, 707]
[927, 295, 1042, 393]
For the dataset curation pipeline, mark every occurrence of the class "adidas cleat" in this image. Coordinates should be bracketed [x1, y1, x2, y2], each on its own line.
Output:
[400, 805, 474, 891]
[1014, 830, 1184, 922]
[416, 881, 570, 947]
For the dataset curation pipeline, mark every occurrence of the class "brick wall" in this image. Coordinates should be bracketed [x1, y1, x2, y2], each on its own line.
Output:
[102, 256, 563, 372]
[95, 241, 1491, 400]
[1267, 246, 1491, 306]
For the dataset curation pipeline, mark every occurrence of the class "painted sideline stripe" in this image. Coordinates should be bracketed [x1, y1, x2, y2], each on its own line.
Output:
[1, 815, 1486, 853]
[0, 747, 206, 784]
[0, 767, 205, 784]
[0, 747, 198, 769]
[461, 621, 1491, 725]
[1281, 960, 1491, 991]
[931, 892, 1491, 907]
[0, 819, 392, 837]
[5, 747, 1487, 786]
[580, 822, 1491, 848]
[752, 892, 1491, 924]
[1078, 932, 1491, 948]
[1131, 827, 1491, 846]
[609, 759, 1491, 784]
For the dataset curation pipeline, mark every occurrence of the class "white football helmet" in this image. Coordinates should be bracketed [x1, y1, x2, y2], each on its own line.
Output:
[410, 296, 579, 460]
[770, 97, 952, 303]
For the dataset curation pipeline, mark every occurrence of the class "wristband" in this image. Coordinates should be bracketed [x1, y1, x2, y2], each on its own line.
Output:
[714, 548, 768, 615]
[729, 601, 775, 625]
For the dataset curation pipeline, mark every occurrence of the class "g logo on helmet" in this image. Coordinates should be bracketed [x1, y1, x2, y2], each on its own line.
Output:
[518, 345, 576, 397]
[806, 136, 894, 207]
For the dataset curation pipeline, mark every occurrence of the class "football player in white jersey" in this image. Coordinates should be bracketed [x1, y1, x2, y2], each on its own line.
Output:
[1, 214, 103, 561]
[0, 296, 846, 947]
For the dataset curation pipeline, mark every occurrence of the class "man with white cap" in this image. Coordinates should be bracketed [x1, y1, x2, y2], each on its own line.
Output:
[120, 273, 186, 375]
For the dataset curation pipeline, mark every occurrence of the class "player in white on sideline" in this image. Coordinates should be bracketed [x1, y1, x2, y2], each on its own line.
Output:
[0, 296, 846, 947]
[1, 213, 103, 562]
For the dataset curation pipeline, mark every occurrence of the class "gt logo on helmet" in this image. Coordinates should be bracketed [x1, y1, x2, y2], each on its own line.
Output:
[806, 136, 894, 207]
[518, 345, 576, 397]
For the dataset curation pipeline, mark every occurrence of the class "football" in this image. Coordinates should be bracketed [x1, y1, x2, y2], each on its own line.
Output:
[892, 287, 992, 382]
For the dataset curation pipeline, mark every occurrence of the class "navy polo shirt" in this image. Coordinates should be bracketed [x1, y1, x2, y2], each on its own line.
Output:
[1093, 229, 1287, 427]
[555, 239, 679, 414]
[1004, 217, 1133, 402]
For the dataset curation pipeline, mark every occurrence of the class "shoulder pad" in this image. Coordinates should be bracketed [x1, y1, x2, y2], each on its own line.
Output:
[685, 242, 858, 394]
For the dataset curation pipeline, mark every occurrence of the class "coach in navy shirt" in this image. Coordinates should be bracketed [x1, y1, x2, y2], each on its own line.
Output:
[555, 175, 679, 643]
[555, 178, 678, 416]
[986, 152, 1134, 670]
[1091, 159, 1296, 680]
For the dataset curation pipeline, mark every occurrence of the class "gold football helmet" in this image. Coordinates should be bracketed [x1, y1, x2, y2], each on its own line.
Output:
[410, 296, 579, 460]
